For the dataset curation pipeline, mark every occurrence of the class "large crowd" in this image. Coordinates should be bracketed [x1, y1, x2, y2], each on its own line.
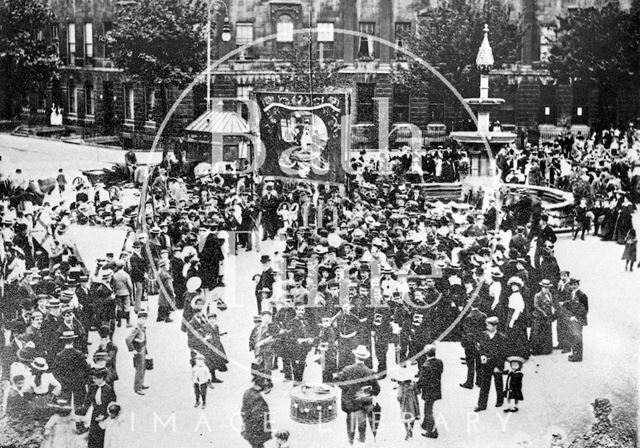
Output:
[0, 124, 637, 447]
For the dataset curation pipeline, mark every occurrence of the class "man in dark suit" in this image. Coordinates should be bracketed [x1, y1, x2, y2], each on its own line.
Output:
[460, 306, 487, 389]
[259, 183, 280, 240]
[509, 226, 529, 258]
[417, 344, 443, 438]
[534, 214, 557, 267]
[562, 278, 589, 362]
[483, 198, 498, 229]
[54, 330, 90, 412]
[333, 345, 381, 445]
[81, 368, 117, 448]
[253, 255, 275, 314]
[75, 275, 92, 331]
[241, 376, 272, 448]
[475, 316, 507, 411]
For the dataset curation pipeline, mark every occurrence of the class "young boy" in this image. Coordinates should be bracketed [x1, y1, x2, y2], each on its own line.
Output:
[192, 352, 211, 409]
[56, 168, 67, 194]
[503, 356, 524, 412]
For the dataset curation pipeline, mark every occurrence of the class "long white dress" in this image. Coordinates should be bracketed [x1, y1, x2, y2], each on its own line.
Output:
[100, 413, 128, 448]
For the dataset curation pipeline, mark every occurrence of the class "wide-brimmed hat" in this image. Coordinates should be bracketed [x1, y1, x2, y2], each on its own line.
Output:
[352, 345, 371, 360]
[539, 279, 553, 288]
[260, 255, 271, 264]
[485, 316, 499, 325]
[507, 276, 524, 287]
[59, 330, 78, 340]
[568, 278, 580, 286]
[31, 357, 49, 371]
[186, 276, 202, 293]
[507, 356, 526, 365]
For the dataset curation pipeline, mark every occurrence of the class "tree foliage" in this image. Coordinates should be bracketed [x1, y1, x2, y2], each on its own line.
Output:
[548, 2, 639, 89]
[392, 0, 522, 98]
[0, 0, 60, 118]
[107, 0, 208, 88]
[254, 46, 348, 93]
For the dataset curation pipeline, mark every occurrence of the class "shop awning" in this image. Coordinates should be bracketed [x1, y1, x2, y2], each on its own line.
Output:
[185, 110, 250, 135]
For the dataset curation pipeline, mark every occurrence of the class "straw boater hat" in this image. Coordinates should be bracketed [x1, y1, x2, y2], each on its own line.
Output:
[31, 357, 49, 371]
[352, 345, 371, 360]
[507, 355, 526, 365]
[539, 279, 553, 288]
[59, 330, 78, 340]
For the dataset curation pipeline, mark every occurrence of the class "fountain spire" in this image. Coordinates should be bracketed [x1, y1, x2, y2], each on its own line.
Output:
[475, 24, 495, 71]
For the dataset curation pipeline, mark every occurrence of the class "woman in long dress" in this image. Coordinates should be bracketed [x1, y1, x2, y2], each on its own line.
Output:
[200, 232, 224, 292]
[100, 403, 128, 448]
[394, 369, 420, 440]
[41, 399, 86, 448]
[505, 277, 529, 359]
[530, 281, 554, 356]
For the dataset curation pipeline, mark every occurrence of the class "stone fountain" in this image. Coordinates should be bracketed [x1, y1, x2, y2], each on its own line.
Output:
[450, 24, 517, 177]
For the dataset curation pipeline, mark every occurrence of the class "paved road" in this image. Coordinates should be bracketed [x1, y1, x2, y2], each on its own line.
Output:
[0, 133, 162, 181]
[1, 135, 638, 447]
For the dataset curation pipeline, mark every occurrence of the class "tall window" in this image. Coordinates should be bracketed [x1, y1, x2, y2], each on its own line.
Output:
[145, 87, 156, 121]
[235, 22, 254, 59]
[317, 22, 334, 60]
[276, 14, 294, 54]
[51, 24, 59, 55]
[356, 83, 375, 123]
[85, 83, 94, 116]
[68, 81, 77, 114]
[394, 22, 410, 60]
[358, 22, 375, 59]
[103, 22, 113, 58]
[539, 26, 553, 63]
[84, 22, 93, 59]
[392, 85, 410, 123]
[67, 23, 76, 65]
[124, 85, 134, 120]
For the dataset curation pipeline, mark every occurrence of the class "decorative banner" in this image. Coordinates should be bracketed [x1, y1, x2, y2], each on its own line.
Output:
[67, 224, 128, 276]
[254, 91, 349, 183]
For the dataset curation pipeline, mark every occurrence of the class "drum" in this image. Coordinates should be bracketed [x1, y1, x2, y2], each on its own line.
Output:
[290, 384, 338, 424]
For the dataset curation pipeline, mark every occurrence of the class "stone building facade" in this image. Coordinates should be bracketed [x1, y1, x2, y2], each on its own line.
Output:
[17, 0, 639, 149]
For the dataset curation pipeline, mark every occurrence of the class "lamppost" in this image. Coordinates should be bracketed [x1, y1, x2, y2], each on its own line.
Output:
[206, 0, 232, 111]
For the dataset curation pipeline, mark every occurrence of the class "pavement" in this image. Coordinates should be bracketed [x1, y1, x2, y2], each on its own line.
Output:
[1, 135, 638, 448]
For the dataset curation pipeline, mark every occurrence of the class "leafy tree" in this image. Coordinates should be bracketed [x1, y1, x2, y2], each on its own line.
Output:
[392, 0, 521, 98]
[548, 2, 640, 127]
[107, 0, 208, 89]
[254, 46, 348, 93]
[0, 0, 60, 119]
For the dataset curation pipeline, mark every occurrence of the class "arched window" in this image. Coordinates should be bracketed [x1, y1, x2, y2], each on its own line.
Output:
[276, 14, 293, 43]
[276, 14, 294, 55]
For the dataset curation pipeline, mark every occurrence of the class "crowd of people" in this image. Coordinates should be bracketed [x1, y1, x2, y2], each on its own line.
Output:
[242, 173, 593, 445]
[0, 131, 610, 447]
